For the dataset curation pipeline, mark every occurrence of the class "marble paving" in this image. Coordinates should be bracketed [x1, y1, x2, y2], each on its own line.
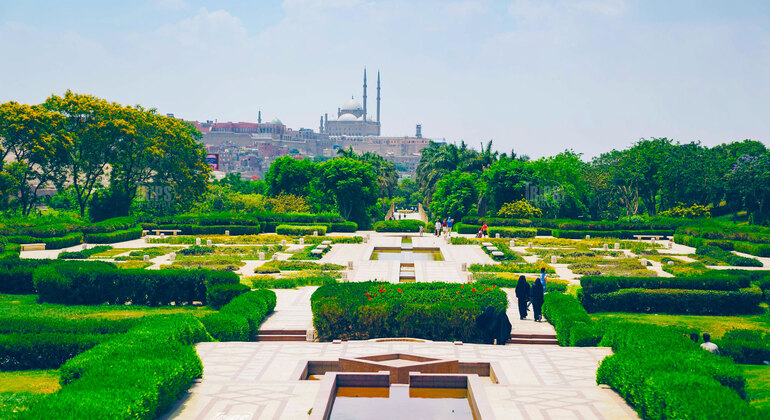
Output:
[164, 340, 638, 420]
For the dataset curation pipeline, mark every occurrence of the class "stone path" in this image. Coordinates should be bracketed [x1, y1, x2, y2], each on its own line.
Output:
[503, 289, 559, 336]
[259, 287, 317, 332]
[164, 340, 638, 420]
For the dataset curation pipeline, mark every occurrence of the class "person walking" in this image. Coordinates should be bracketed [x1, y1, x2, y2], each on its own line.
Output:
[538, 267, 547, 293]
[482, 221, 488, 238]
[434, 219, 442, 237]
[447, 217, 454, 235]
[515, 275, 531, 320]
[531, 278, 544, 322]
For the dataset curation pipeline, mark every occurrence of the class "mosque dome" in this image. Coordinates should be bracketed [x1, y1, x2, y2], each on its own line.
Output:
[338, 113, 358, 121]
[341, 98, 363, 111]
[271, 118, 283, 125]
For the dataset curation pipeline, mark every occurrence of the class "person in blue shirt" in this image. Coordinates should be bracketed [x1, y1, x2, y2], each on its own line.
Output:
[447, 218, 454, 234]
[538, 267, 547, 293]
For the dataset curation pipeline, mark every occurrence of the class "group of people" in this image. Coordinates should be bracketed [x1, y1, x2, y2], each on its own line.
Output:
[475, 222, 489, 238]
[691, 332, 720, 355]
[514, 268, 547, 322]
[433, 217, 454, 236]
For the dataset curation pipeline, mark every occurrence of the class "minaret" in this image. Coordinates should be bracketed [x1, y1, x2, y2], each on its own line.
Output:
[363, 68, 368, 121]
[258, 110, 262, 123]
[319, 116, 323, 133]
[376, 71, 381, 123]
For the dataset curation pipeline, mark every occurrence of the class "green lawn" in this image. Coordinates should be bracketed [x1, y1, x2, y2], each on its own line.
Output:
[0, 371, 60, 394]
[591, 312, 770, 339]
[0, 294, 213, 321]
[743, 365, 770, 415]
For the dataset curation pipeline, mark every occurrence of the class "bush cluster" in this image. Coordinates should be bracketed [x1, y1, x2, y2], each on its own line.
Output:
[487, 227, 537, 238]
[214, 289, 276, 339]
[552, 229, 673, 239]
[0, 333, 107, 370]
[58, 245, 112, 260]
[471, 275, 569, 293]
[696, 245, 763, 267]
[82, 226, 142, 244]
[597, 323, 762, 419]
[275, 224, 327, 236]
[151, 224, 261, 235]
[717, 329, 770, 365]
[0, 259, 115, 295]
[311, 282, 508, 342]
[34, 262, 238, 306]
[658, 203, 711, 218]
[496, 199, 543, 219]
[373, 219, 425, 232]
[542, 293, 601, 346]
[4, 232, 84, 249]
[206, 283, 250, 309]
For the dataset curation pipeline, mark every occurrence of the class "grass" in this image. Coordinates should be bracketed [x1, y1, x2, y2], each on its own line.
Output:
[0, 294, 213, 321]
[114, 246, 181, 261]
[743, 364, 770, 415]
[591, 312, 770, 339]
[164, 254, 245, 271]
[147, 234, 362, 245]
[89, 247, 140, 258]
[115, 261, 152, 269]
[0, 370, 60, 394]
[567, 256, 654, 277]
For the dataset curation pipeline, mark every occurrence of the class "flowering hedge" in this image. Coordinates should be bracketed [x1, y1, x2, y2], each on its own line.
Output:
[311, 282, 507, 342]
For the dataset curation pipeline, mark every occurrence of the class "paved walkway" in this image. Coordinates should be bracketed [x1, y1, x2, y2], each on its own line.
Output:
[260, 287, 317, 332]
[503, 289, 558, 336]
[165, 340, 637, 420]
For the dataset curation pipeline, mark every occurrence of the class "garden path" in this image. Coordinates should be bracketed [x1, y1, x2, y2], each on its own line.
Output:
[259, 287, 317, 332]
[503, 288, 559, 336]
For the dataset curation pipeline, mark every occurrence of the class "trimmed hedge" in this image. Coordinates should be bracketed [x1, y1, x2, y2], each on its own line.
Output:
[275, 224, 327, 236]
[0, 315, 138, 335]
[580, 275, 750, 295]
[329, 222, 358, 232]
[717, 329, 770, 365]
[311, 282, 508, 342]
[81, 217, 138, 234]
[5, 232, 84, 249]
[676, 233, 770, 258]
[154, 224, 261, 235]
[542, 293, 601, 346]
[454, 223, 480, 234]
[552, 229, 673, 239]
[487, 226, 537, 238]
[84, 227, 143, 244]
[58, 245, 112, 260]
[471, 276, 569, 293]
[34, 263, 239, 306]
[23, 316, 212, 420]
[696, 245, 763, 267]
[373, 219, 426, 232]
[0, 259, 115, 295]
[219, 289, 277, 338]
[206, 283, 250, 309]
[597, 323, 761, 419]
[583, 287, 762, 315]
[200, 312, 251, 341]
[0, 333, 107, 370]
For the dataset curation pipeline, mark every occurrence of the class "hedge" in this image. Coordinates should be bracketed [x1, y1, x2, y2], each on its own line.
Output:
[58, 245, 112, 260]
[5, 232, 84, 249]
[83, 226, 143, 244]
[154, 224, 261, 235]
[80, 217, 138, 234]
[542, 293, 601, 346]
[696, 245, 763, 267]
[677, 224, 770, 244]
[460, 216, 689, 231]
[275, 224, 327, 236]
[583, 287, 762, 315]
[206, 283, 250, 309]
[0, 333, 107, 370]
[373, 219, 426, 232]
[219, 289, 277, 338]
[200, 312, 250, 342]
[597, 323, 761, 419]
[580, 275, 750, 295]
[311, 282, 508, 342]
[328, 222, 358, 232]
[147, 211, 262, 226]
[0, 315, 138, 335]
[0, 259, 115, 295]
[759, 276, 770, 303]
[676, 234, 770, 257]
[22, 316, 212, 420]
[552, 229, 674, 239]
[34, 263, 239, 306]
[454, 223, 480, 234]
[471, 275, 568, 293]
[487, 227, 537, 238]
[717, 329, 770, 365]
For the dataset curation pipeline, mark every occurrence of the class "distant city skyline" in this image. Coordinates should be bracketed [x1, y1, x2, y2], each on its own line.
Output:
[1, 0, 769, 158]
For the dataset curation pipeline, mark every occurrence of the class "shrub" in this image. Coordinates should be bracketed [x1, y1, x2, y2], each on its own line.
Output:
[275, 224, 327, 236]
[311, 282, 508, 342]
[82, 226, 142, 244]
[34, 263, 239, 306]
[759, 276, 770, 303]
[486, 227, 537, 238]
[58, 245, 112, 260]
[243, 271, 338, 289]
[81, 217, 138, 234]
[254, 260, 344, 274]
[154, 224, 261, 235]
[0, 333, 106, 370]
[0, 259, 115, 295]
[206, 283, 250, 309]
[552, 229, 673, 239]
[454, 223, 480, 234]
[471, 274, 568, 293]
[373, 219, 426, 232]
[696, 245, 763, 267]
[0, 315, 137, 335]
[542, 293, 599, 346]
[200, 313, 250, 341]
[220, 289, 276, 337]
[5, 232, 85, 249]
[583, 287, 762, 315]
[717, 329, 770, 365]
[596, 323, 760, 419]
[580, 275, 750, 295]
[497, 199, 543, 219]
[658, 203, 711, 218]
[329, 221, 358, 232]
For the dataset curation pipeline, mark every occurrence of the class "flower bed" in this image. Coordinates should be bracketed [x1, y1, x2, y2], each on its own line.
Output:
[310, 282, 507, 342]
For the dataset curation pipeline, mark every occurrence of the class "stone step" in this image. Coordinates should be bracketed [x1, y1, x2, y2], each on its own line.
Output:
[258, 329, 307, 335]
[506, 338, 559, 345]
[255, 334, 307, 342]
[510, 333, 557, 339]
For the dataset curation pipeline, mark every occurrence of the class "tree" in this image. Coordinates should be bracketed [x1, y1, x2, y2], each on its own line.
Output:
[319, 158, 379, 229]
[337, 147, 398, 198]
[265, 156, 317, 197]
[482, 157, 537, 215]
[620, 138, 673, 215]
[430, 170, 480, 220]
[416, 141, 480, 204]
[0, 101, 67, 215]
[726, 152, 770, 224]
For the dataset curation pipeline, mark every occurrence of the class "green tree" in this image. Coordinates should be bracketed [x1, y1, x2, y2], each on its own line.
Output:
[430, 170, 480, 220]
[265, 156, 317, 197]
[726, 152, 770, 224]
[337, 147, 398, 197]
[319, 158, 379, 228]
[482, 157, 537, 215]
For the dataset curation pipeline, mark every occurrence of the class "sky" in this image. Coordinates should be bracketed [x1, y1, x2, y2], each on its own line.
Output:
[1, 0, 769, 158]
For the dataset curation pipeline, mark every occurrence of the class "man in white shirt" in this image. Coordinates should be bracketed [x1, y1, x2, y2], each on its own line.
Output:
[700, 333, 719, 355]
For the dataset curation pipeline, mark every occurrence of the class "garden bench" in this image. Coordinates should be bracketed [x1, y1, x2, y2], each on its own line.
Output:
[481, 242, 493, 247]
[486, 246, 499, 251]
[316, 244, 328, 250]
[321, 240, 332, 245]
[633, 235, 663, 241]
[310, 249, 324, 255]
[152, 229, 181, 236]
[21, 243, 46, 251]
[141, 230, 149, 237]
[491, 251, 505, 258]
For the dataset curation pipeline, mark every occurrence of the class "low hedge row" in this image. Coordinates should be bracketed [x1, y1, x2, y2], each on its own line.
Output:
[760, 276, 770, 303]
[597, 323, 761, 419]
[4, 232, 84, 249]
[275, 225, 327, 236]
[696, 245, 764, 267]
[0, 260, 115, 295]
[205, 283, 250, 309]
[84, 226, 143, 244]
[552, 229, 673, 239]
[675, 234, 770, 257]
[717, 329, 770, 365]
[373, 219, 425, 232]
[80, 216, 138, 234]
[151, 224, 261, 236]
[34, 263, 239, 306]
[677, 225, 770, 244]
[583, 287, 763, 315]
[0, 333, 108, 370]
[0, 315, 138, 335]
[311, 282, 508, 342]
[471, 275, 569, 293]
[580, 275, 750, 295]
[58, 246, 112, 260]
[542, 293, 602, 346]
[211, 289, 276, 339]
[487, 227, 537, 238]
[454, 223, 480, 234]
[460, 216, 688, 231]
[20, 316, 211, 420]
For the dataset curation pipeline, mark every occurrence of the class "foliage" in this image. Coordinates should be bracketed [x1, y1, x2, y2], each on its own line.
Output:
[219, 289, 276, 338]
[486, 226, 537, 238]
[471, 274, 569, 293]
[242, 271, 338, 289]
[659, 203, 711, 218]
[542, 293, 601, 346]
[429, 170, 481, 220]
[264, 156, 318, 197]
[318, 158, 379, 229]
[275, 224, 327, 236]
[254, 260, 344, 274]
[717, 329, 770, 365]
[205, 283, 250, 310]
[696, 245, 763, 267]
[58, 246, 112, 260]
[373, 219, 425, 232]
[0, 333, 107, 370]
[497, 199, 542, 219]
[584, 287, 762, 315]
[311, 282, 508, 342]
[83, 226, 143, 244]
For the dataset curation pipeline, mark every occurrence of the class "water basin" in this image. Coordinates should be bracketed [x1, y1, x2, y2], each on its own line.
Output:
[329, 385, 474, 420]
[370, 247, 443, 262]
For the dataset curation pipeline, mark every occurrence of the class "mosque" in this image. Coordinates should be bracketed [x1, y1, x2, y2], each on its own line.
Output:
[320, 69, 381, 137]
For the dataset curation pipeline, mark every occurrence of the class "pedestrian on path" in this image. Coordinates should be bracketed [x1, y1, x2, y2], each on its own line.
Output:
[515, 275, 530, 320]
[447, 218, 454, 235]
[538, 267, 547, 293]
[531, 278, 544, 322]
[434, 219, 442, 237]
[495, 311, 512, 345]
[482, 221, 488, 237]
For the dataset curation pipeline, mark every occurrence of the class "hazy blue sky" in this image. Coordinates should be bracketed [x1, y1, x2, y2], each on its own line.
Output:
[1, 0, 769, 158]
